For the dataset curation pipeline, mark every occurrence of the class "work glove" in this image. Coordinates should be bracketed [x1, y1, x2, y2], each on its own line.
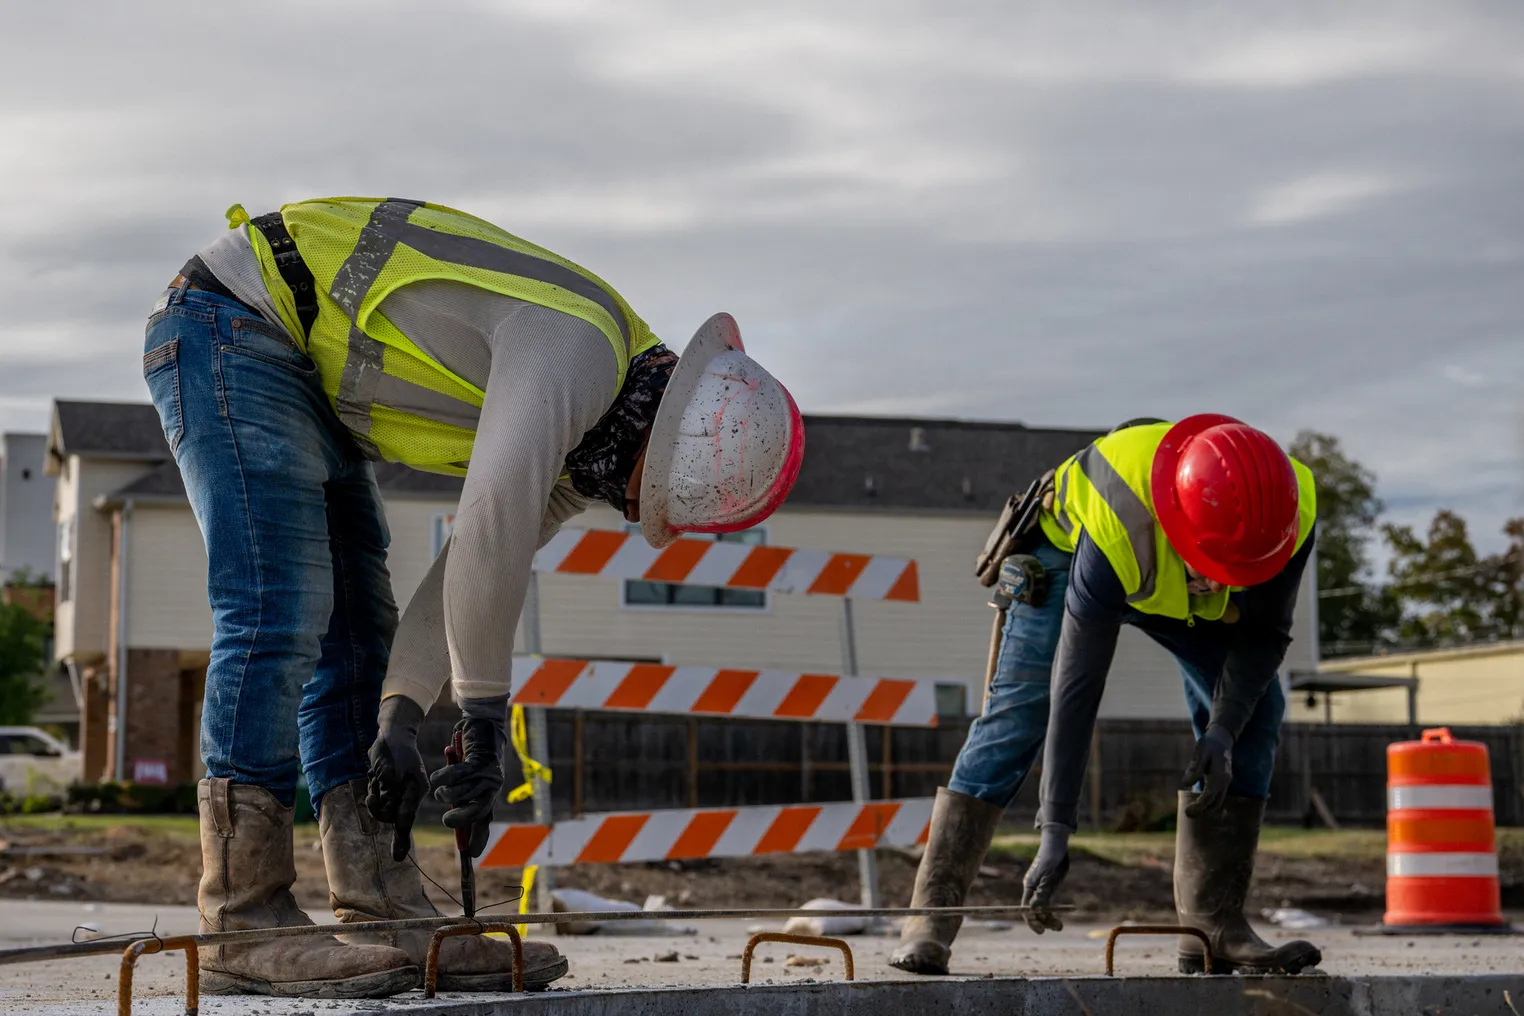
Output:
[427, 695, 509, 859]
[1020, 822, 1072, 934]
[1181, 723, 1235, 818]
[366, 695, 429, 862]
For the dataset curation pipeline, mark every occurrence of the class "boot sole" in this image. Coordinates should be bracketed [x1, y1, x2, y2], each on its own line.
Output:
[1178, 945, 1323, 976]
[439, 956, 570, 992]
[888, 941, 951, 976]
[202, 965, 420, 998]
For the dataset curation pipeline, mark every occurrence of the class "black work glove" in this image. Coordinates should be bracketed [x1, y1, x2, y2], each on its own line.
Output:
[427, 695, 508, 859]
[366, 695, 429, 862]
[1181, 723, 1234, 818]
[1020, 822, 1072, 933]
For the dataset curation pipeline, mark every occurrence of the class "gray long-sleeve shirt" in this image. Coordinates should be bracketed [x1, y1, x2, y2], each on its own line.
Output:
[200, 230, 617, 710]
[1036, 528, 1315, 831]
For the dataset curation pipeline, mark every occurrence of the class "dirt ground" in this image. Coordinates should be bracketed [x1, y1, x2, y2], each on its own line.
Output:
[5, 815, 1519, 922]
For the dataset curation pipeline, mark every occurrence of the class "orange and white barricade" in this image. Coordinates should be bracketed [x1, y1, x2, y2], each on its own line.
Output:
[1385, 727, 1504, 928]
[533, 528, 920, 602]
[479, 798, 934, 870]
[508, 657, 939, 726]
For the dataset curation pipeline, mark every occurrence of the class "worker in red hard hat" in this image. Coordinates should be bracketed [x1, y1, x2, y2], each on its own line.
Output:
[893, 416, 1319, 978]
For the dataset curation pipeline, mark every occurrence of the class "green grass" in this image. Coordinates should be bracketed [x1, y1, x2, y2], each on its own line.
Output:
[0, 812, 459, 847]
[988, 827, 1400, 866]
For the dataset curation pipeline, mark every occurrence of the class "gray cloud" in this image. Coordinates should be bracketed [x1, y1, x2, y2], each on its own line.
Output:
[0, 0, 1520, 548]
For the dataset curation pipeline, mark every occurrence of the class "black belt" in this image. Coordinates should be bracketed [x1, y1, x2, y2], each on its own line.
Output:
[249, 212, 319, 340]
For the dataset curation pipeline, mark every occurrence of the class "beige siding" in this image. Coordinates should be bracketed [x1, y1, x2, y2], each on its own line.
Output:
[529, 507, 1319, 721]
[54, 456, 156, 662]
[125, 504, 213, 649]
[379, 496, 459, 613]
[1294, 644, 1524, 725]
[105, 493, 459, 652]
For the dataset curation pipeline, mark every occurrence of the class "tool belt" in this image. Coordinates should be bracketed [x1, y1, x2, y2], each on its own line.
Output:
[249, 212, 320, 340]
[975, 468, 1055, 588]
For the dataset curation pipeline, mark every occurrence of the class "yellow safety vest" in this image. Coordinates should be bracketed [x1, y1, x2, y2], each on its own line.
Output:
[234, 197, 663, 475]
[1037, 422, 1317, 621]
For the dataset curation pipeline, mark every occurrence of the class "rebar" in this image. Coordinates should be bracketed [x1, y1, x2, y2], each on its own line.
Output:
[0, 904, 1072, 968]
[741, 932, 854, 983]
[423, 922, 523, 997]
[1103, 924, 1213, 975]
[116, 934, 199, 1016]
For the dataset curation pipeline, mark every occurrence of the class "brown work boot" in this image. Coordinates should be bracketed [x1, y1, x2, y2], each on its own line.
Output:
[888, 787, 1004, 975]
[1174, 791, 1323, 975]
[319, 778, 568, 991]
[196, 778, 418, 998]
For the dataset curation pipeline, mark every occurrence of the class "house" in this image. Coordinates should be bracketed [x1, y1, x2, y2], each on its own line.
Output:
[1, 433, 55, 584]
[46, 400, 1320, 787]
[1293, 641, 1524, 726]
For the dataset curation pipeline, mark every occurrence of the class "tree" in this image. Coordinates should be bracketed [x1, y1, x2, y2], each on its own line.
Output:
[1382, 510, 1503, 647]
[1288, 431, 1399, 656]
[0, 600, 48, 724]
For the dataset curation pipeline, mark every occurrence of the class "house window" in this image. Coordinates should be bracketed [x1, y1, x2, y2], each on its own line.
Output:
[57, 516, 74, 603]
[623, 528, 768, 610]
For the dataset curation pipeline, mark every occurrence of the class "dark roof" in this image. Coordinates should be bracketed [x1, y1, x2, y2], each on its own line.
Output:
[786, 416, 1101, 514]
[67, 399, 1100, 514]
[110, 460, 187, 501]
[49, 401, 170, 469]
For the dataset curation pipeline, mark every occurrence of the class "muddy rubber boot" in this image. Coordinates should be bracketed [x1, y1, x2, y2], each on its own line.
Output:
[319, 778, 568, 991]
[1174, 791, 1323, 975]
[196, 778, 419, 998]
[888, 787, 1004, 975]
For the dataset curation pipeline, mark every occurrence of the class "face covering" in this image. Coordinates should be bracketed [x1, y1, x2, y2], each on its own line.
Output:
[563, 344, 679, 511]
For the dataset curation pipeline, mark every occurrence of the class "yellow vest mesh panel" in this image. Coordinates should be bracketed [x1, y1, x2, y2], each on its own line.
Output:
[240, 197, 661, 475]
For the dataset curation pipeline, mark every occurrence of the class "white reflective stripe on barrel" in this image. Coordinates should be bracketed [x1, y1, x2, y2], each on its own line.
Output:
[1387, 785, 1495, 812]
[1387, 852, 1499, 878]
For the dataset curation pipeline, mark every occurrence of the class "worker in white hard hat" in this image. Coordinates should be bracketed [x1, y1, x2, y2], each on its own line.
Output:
[143, 198, 805, 998]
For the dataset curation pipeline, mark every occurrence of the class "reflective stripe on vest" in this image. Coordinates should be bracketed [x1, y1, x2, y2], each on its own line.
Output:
[1073, 442, 1158, 606]
[1037, 422, 1316, 620]
[241, 197, 662, 474]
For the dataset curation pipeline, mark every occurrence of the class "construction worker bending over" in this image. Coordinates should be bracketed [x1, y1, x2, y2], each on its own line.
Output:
[891, 416, 1320, 977]
[144, 198, 804, 998]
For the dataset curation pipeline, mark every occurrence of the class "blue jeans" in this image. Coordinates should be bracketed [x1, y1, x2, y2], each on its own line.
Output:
[143, 283, 397, 808]
[947, 542, 1284, 809]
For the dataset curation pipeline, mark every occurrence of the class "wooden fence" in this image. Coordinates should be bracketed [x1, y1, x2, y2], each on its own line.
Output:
[418, 709, 1524, 830]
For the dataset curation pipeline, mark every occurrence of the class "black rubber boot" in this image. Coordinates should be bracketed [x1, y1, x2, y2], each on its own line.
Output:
[1174, 791, 1323, 975]
[888, 788, 1004, 976]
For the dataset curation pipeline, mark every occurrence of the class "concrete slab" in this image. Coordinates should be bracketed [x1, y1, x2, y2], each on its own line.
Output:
[4, 901, 1523, 1015]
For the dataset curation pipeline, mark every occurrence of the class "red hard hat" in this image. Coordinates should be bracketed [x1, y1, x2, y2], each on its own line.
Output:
[1150, 414, 1301, 588]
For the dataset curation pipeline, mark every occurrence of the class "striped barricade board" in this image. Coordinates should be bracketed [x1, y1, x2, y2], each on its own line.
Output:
[533, 528, 920, 602]
[479, 798, 934, 869]
[508, 657, 941, 726]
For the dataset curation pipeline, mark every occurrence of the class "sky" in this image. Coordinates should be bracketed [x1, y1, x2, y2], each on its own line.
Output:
[1, 1, 1520, 558]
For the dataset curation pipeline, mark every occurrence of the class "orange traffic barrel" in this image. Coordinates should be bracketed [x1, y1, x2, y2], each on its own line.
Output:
[1385, 727, 1503, 928]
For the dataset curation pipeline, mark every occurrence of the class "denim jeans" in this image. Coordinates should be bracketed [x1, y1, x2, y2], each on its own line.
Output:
[143, 283, 397, 808]
[946, 542, 1284, 809]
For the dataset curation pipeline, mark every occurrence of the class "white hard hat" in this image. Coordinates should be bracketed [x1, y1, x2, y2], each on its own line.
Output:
[640, 313, 805, 549]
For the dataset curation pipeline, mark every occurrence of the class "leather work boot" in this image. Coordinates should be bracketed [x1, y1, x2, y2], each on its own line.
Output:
[1175, 791, 1323, 975]
[888, 787, 1004, 975]
[196, 778, 419, 998]
[319, 778, 569, 991]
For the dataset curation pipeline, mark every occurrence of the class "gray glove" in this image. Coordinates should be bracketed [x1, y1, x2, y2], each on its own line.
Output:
[1181, 723, 1234, 817]
[427, 695, 509, 858]
[366, 695, 429, 862]
[1020, 822, 1072, 933]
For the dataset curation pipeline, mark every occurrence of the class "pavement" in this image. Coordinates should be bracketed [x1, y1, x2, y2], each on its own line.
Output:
[3, 900, 1522, 1014]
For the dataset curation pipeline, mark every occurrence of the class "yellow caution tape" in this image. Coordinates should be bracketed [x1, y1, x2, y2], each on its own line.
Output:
[505, 704, 552, 805]
[517, 864, 538, 939]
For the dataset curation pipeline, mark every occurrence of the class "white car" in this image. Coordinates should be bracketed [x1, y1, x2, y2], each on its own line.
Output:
[0, 726, 80, 796]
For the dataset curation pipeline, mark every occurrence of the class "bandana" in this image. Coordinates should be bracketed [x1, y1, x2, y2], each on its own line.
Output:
[564, 344, 679, 511]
